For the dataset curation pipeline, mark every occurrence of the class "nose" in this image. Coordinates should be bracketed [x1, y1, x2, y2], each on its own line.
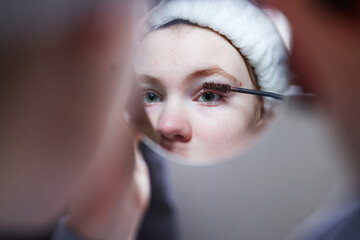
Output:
[156, 104, 192, 142]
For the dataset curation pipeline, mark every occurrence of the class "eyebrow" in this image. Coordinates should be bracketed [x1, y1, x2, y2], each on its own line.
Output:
[137, 75, 163, 88]
[186, 66, 240, 85]
[137, 66, 240, 87]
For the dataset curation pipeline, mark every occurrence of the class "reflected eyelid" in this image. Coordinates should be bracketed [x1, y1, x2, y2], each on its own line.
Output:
[186, 66, 241, 86]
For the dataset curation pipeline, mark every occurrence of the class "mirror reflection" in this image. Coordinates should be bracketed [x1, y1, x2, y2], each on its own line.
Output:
[133, 0, 290, 163]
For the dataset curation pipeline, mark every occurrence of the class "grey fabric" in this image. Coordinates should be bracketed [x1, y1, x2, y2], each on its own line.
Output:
[291, 195, 360, 240]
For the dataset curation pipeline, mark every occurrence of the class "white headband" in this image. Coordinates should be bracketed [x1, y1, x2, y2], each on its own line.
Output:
[148, 0, 289, 110]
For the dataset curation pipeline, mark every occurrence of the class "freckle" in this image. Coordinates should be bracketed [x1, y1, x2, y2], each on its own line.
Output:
[239, 82, 242, 87]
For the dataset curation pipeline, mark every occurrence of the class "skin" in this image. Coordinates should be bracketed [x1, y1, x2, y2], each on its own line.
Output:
[257, 0, 360, 175]
[0, 1, 149, 238]
[134, 25, 263, 161]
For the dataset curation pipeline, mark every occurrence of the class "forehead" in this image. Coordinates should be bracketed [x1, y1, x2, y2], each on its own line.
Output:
[134, 25, 248, 82]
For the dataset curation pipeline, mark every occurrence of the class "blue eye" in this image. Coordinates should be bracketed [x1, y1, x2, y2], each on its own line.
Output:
[197, 92, 220, 103]
[143, 91, 162, 104]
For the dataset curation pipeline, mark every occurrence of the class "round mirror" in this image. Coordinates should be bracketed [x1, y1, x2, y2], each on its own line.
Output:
[131, 0, 291, 164]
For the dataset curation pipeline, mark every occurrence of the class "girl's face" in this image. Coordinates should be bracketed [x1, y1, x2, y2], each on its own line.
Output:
[134, 25, 263, 161]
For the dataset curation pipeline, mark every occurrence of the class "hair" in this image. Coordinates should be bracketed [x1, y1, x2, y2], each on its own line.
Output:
[319, 0, 360, 16]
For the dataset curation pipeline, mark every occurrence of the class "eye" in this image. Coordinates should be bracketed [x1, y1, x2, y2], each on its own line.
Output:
[143, 91, 162, 104]
[196, 91, 221, 104]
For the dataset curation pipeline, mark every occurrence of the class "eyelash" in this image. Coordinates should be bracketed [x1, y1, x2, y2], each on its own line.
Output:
[143, 90, 163, 106]
[193, 88, 226, 106]
[142, 83, 227, 106]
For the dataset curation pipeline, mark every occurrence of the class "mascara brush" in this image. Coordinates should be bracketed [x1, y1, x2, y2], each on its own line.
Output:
[203, 82, 284, 101]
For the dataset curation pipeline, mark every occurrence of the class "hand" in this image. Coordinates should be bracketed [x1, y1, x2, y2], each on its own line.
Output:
[65, 114, 150, 240]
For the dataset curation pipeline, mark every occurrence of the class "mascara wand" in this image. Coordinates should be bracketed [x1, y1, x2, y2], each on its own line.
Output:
[203, 83, 284, 101]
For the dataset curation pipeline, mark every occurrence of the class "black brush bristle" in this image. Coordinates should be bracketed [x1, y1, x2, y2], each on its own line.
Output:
[203, 82, 232, 93]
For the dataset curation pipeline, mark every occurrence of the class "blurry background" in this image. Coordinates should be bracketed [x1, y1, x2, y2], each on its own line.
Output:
[163, 98, 347, 240]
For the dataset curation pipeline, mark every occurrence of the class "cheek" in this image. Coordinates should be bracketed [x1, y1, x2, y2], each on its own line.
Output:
[190, 104, 254, 143]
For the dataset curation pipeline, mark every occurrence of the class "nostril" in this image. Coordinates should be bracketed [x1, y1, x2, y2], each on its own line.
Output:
[160, 135, 170, 141]
[156, 114, 192, 142]
[159, 134, 190, 142]
[174, 134, 184, 140]
[174, 134, 191, 142]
